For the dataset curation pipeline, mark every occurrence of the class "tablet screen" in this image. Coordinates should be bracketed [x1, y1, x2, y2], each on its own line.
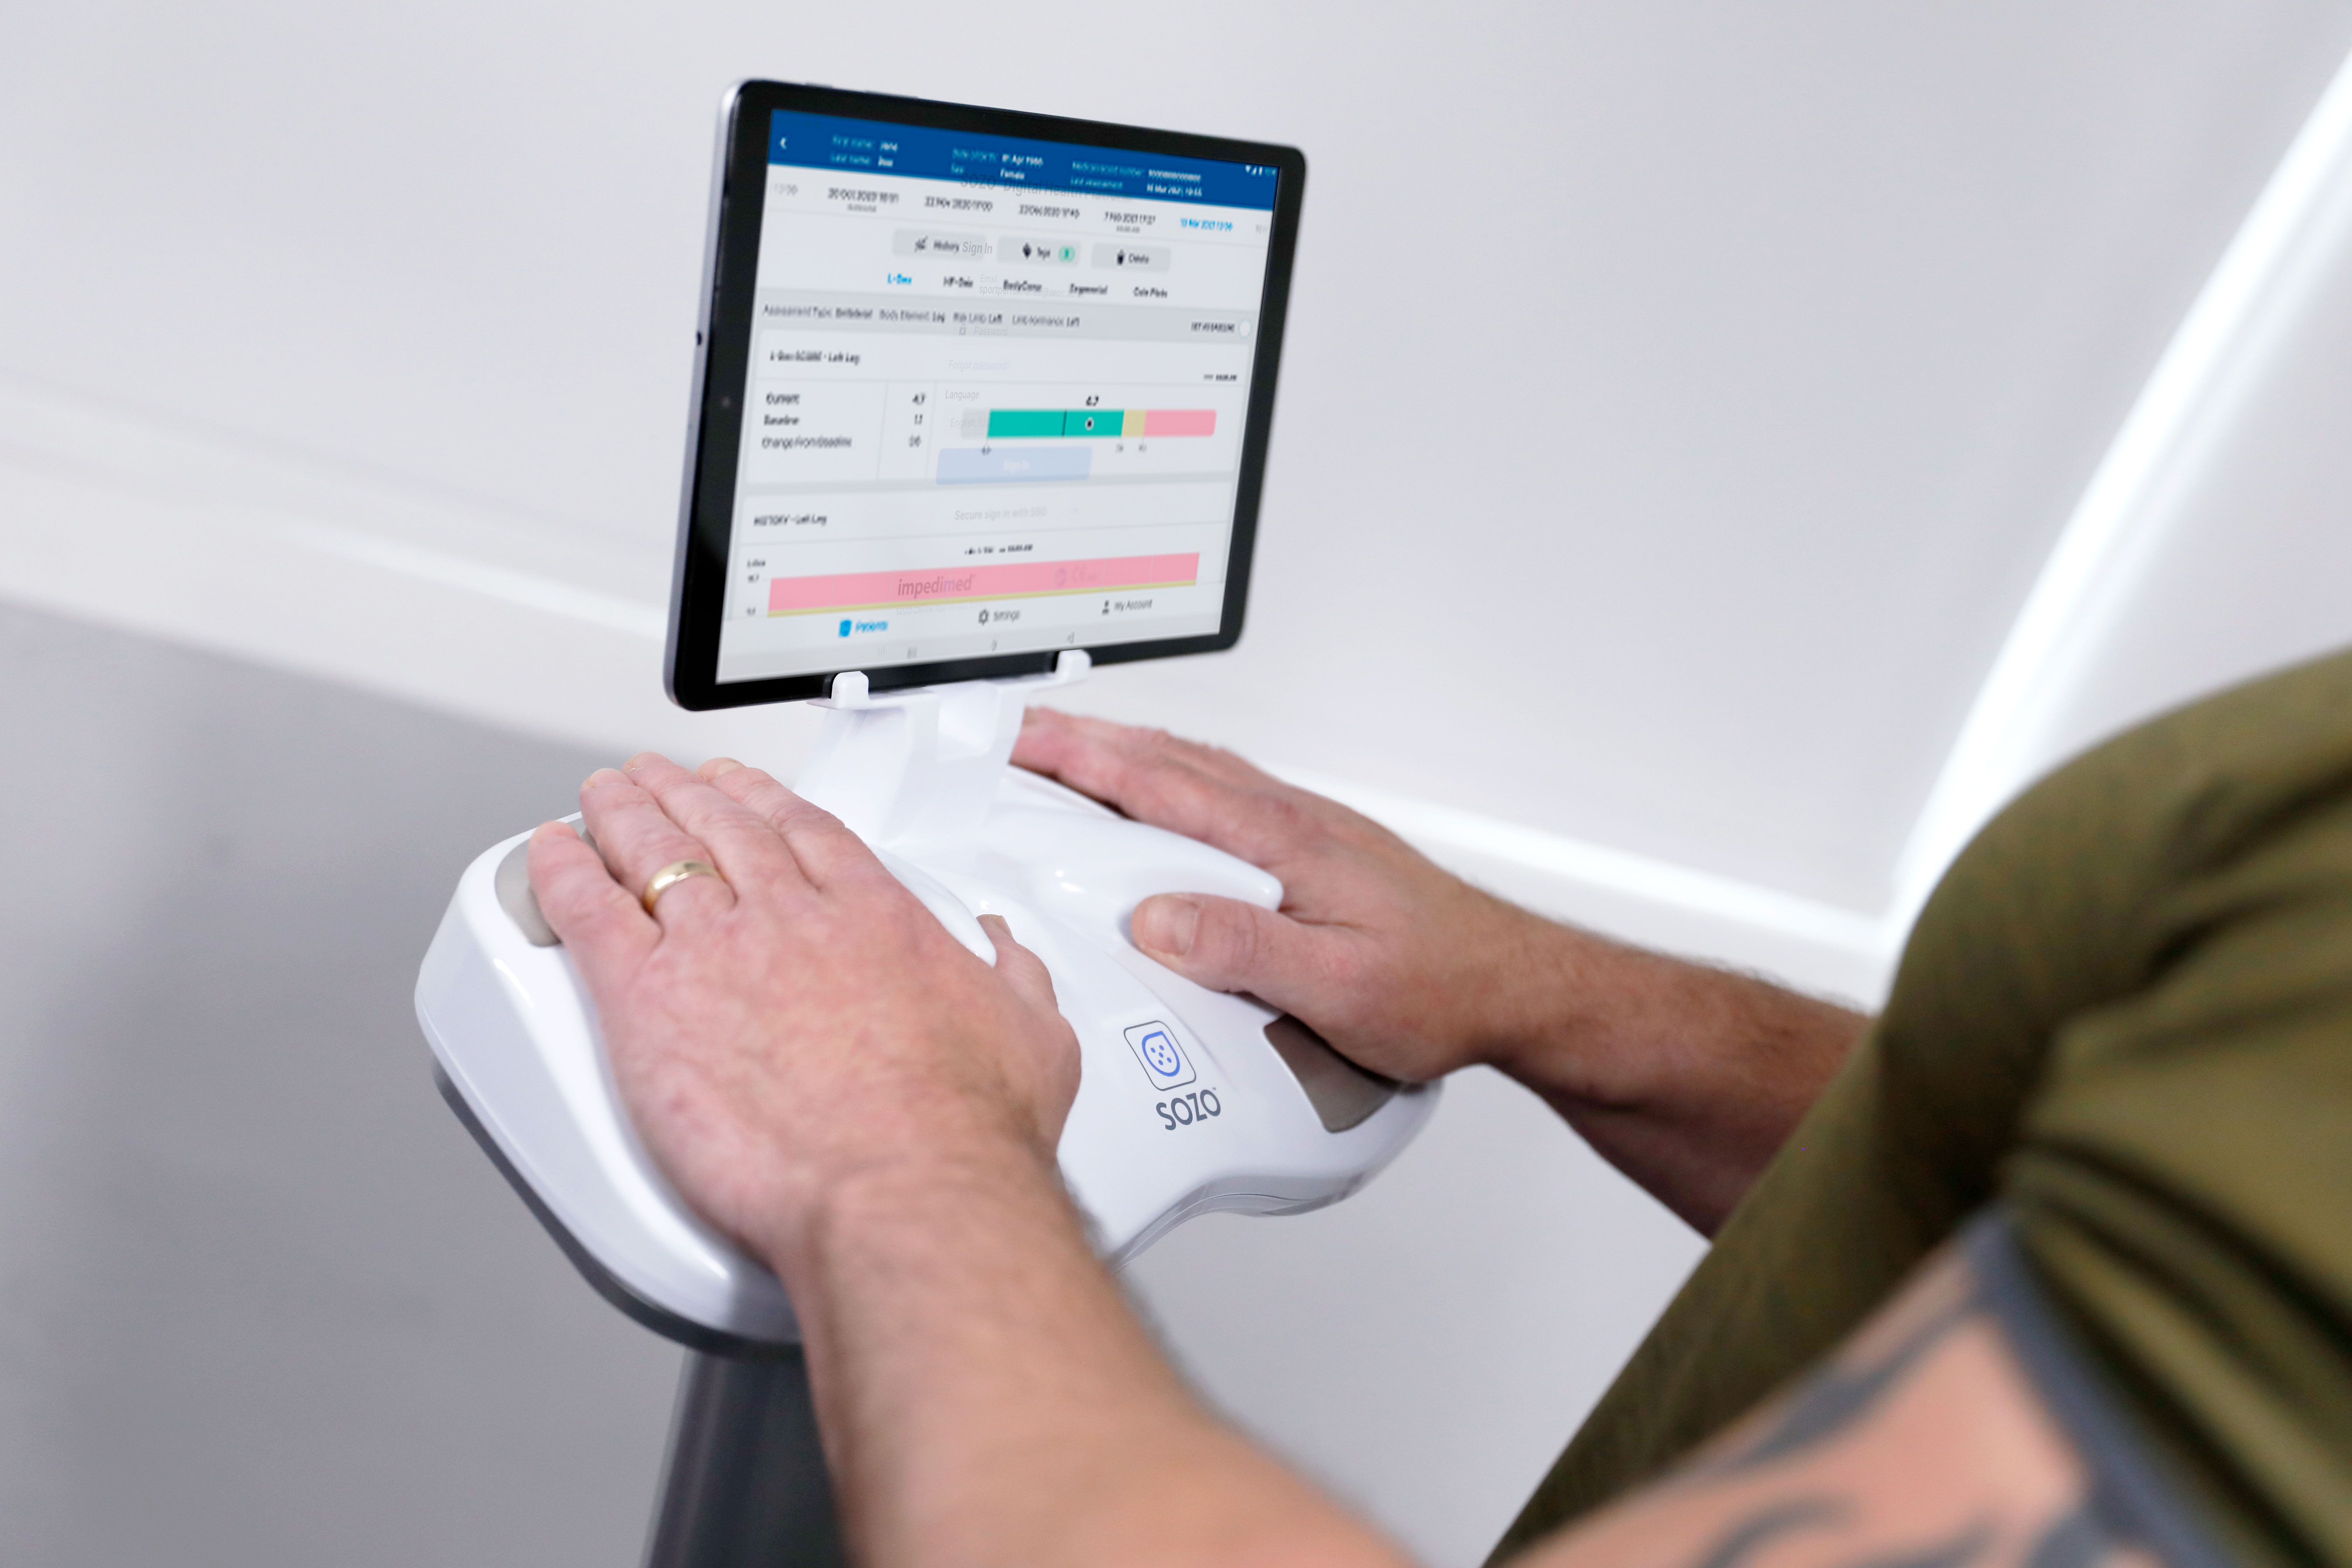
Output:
[672, 89, 1300, 705]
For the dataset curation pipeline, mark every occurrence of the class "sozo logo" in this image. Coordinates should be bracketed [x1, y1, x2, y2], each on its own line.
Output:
[1156, 1089, 1222, 1131]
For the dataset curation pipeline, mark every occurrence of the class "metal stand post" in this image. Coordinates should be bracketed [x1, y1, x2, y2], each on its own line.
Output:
[643, 1350, 846, 1568]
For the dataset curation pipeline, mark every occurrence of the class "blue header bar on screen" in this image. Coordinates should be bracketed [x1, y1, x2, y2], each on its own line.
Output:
[769, 111, 1278, 210]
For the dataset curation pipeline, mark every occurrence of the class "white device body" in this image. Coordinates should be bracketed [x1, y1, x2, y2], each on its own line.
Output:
[415, 658, 1436, 1349]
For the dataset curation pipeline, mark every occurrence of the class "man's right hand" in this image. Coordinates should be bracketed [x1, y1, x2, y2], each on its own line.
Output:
[1015, 707, 1870, 1236]
[1013, 708, 1556, 1085]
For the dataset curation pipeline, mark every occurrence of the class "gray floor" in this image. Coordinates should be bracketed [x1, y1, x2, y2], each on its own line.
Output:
[0, 603, 682, 1565]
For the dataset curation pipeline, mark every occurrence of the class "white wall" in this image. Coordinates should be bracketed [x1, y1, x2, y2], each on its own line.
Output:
[7, 5, 2352, 1563]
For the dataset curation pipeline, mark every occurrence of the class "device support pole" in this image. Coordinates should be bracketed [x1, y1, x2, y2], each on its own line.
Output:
[642, 1349, 845, 1568]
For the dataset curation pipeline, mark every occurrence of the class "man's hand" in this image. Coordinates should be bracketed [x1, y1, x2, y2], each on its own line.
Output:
[1016, 708, 1869, 1235]
[1014, 707, 1555, 1084]
[526, 751, 1410, 1568]
[526, 752, 1079, 1272]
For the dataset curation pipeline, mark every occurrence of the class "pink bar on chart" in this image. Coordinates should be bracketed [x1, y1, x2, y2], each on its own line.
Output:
[769, 552, 1200, 614]
[1143, 409, 1216, 437]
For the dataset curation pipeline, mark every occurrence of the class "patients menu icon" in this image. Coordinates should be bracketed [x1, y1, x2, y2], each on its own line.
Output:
[1123, 1021, 1195, 1091]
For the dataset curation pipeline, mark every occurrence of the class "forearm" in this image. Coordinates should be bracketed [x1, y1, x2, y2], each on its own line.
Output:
[1508, 1240, 2102, 1568]
[772, 1145, 1409, 1568]
[1470, 911, 1869, 1235]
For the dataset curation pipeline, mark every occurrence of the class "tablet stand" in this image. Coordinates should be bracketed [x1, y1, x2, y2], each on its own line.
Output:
[796, 649, 1094, 842]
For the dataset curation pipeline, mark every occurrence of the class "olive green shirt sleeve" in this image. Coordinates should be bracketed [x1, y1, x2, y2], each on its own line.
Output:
[1493, 648, 2352, 1567]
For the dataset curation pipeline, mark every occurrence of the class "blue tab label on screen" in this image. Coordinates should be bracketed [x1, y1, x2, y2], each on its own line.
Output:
[769, 111, 1277, 211]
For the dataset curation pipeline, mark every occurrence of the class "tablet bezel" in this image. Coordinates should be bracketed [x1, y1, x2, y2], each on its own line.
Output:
[663, 80, 1307, 711]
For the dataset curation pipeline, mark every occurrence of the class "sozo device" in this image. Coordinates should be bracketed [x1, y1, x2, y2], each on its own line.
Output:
[415, 82, 1434, 1354]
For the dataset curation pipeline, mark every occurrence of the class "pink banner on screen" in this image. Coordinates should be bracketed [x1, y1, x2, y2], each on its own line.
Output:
[1144, 409, 1216, 437]
[769, 553, 1201, 615]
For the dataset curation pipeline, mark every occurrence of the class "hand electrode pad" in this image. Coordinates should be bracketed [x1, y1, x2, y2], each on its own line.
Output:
[414, 83, 1435, 1352]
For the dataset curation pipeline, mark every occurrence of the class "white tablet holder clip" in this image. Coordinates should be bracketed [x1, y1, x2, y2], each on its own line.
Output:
[798, 649, 1092, 844]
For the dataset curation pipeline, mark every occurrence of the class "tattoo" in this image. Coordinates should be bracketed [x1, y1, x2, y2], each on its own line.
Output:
[1844, 1518, 1997, 1568]
[2024, 1504, 2116, 1568]
[1686, 1283, 1983, 1479]
[1674, 1502, 2000, 1568]
[1684, 1499, 1847, 1568]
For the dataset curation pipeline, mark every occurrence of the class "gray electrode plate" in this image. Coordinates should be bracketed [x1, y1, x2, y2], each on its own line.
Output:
[1261, 1015, 1402, 1133]
[493, 825, 600, 948]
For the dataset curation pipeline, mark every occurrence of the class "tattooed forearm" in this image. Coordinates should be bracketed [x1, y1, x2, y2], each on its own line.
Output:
[1684, 1498, 1845, 1568]
[1675, 1502, 1995, 1568]
[1842, 1518, 1995, 1568]
[2022, 1503, 2116, 1568]
[1504, 1241, 2154, 1568]
[1687, 1282, 1983, 1479]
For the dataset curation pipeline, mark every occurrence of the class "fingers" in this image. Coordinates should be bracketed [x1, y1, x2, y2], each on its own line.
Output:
[578, 767, 737, 927]
[1013, 709, 1316, 868]
[1130, 892, 1350, 1013]
[979, 914, 1062, 1017]
[618, 753, 805, 892]
[695, 757, 888, 888]
[1016, 708, 1267, 793]
[527, 821, 658, 972]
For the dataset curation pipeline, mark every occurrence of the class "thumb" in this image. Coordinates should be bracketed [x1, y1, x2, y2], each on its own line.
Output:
[978, 914, 1061, 1017]
[1131, 893, 1336, 1008]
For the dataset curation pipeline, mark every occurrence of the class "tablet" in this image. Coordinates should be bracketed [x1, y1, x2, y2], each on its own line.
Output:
[664, 82, 1306, 708]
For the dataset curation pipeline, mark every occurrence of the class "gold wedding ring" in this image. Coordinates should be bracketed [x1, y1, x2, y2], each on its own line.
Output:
[641, 859, 722, 912]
